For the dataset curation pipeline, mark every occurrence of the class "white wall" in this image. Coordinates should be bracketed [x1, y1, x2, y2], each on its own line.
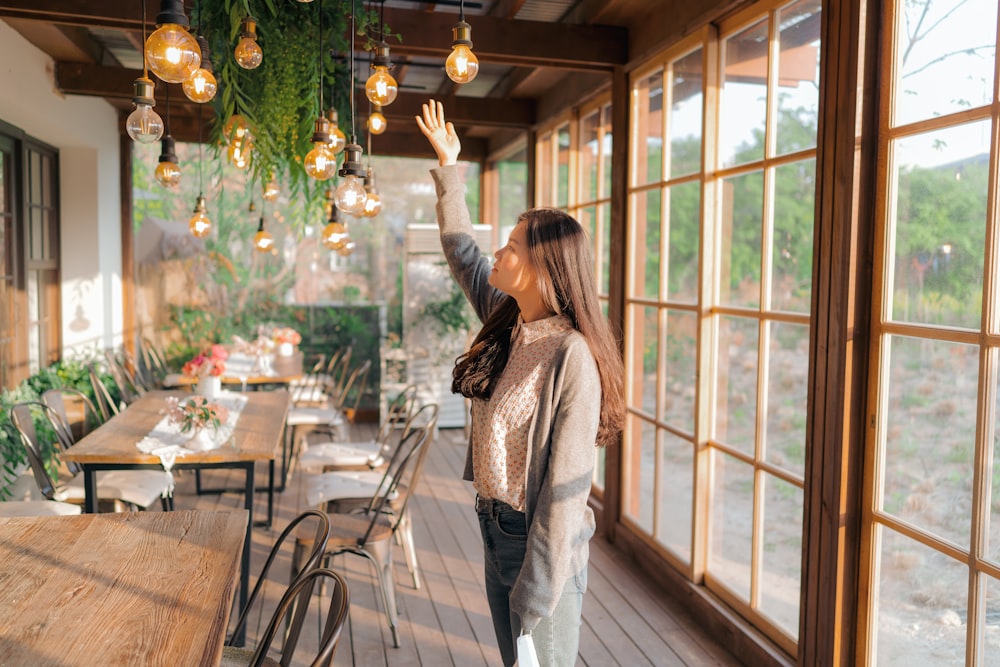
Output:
[0, 20, 125, 358]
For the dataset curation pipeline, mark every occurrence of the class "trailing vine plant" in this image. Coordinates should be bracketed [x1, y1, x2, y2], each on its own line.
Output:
[194, 0, 398, 207]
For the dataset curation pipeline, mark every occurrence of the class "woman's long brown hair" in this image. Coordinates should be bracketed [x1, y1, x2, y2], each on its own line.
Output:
[452, 208, 625, 446]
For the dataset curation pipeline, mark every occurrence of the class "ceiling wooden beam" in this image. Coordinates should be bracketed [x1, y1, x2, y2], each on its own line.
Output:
[0, 2, 627, 71]
[375, 8, 628, 70]
[55, 62, 535, 127]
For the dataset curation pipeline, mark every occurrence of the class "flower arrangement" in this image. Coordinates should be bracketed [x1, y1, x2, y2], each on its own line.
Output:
[163, 396, 230, 434]
[272, 327, 302, 346]
[182, 344, 229, 378]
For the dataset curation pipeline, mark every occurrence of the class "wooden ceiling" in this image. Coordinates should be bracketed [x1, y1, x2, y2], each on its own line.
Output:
[0, 0, 665, 160]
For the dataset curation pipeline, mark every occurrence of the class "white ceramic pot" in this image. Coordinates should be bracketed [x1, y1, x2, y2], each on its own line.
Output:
[197, 375, 221, 399]
[186, 428, 220, 452]
[278, 342, 294, 357]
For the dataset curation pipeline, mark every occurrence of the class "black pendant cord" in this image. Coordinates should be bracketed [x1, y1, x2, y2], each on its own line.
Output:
[349, 1, 356, 138]
[459, 0, 465, 22]
[317, 0, 324, 115]
[197, 105, 203, 196]
[140, 0, 148, 77]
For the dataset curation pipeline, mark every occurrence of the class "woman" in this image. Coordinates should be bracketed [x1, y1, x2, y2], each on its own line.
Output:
[416, 99, 625, 667]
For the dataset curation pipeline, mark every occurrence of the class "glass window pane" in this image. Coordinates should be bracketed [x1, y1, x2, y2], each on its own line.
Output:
[984, 575, 1000, 661]
[709, 450, 753, 599]
[720, 170, 764, 309]
[714, 315, 759, 456]
[634, 70, 664, 185]
[760, 474, 802, 639]
[775, 0, 821, 155]
[892, 0, 996, 127]
[580, 110, 600, 203]
[599, 202, 611, 296]
[601, 104, 612, 198]
[890, 122, 988, 330]
[630, 189, 662, 299]
[658, 429, 694, 563]
[882, 335, 978, 548]
[498, 152, 528, 230]
[638, 306, 658, 416]
[557, 125, 570, 207]
[987, 370, 1000, 563]
[623, 414, 656, 532]
[666, 180, 700, 303]
[669, 49, 703, 178]
[874, 526, 968, 663]
[765, 322, 809, 476]
[772, 159, 815, 313]
[721, 19, 769, 167]
[662, 309, 697, 432]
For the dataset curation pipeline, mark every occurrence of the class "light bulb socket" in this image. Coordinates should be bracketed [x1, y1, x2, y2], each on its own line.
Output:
[451, 20, 473, 47]
[310, 116, 331, 143]
[158, 135, 177, 163]
[257, 218, 267, 233]
[241, 16, 258, 39]
[328, 202, 339, 223]
[192, 194, 207, 214]
[196, 36, 214, 73]
[248, 200, 257, 213]
[364, 166, 377, 188]
[371, 42, 393, 70]
[326, 108, 339, 124]
[155, 0, 190, 28]
[132, 76, 157, 107]
[338, 141, 365, 178]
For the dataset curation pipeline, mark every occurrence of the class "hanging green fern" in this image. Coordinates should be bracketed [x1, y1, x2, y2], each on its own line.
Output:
[194, 0, 393, 207]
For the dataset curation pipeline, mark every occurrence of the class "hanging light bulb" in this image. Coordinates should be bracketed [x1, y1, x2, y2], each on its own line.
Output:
[126, 76, 164, 143]
[326, 108, 347, 154]
[235, 16, 263, 70]
[337, 240, 356, 257]
[321, 204, 349, 250]
[262, 173, 280, 201]
[254, 218, 274, 252]
[367, 104, 387, 135]
[224, 114, 250, 145]
[304, 117, 337, 181]
[182, 36, 217, 103]
[228, 140, 252, 170]
[362, 167, 383, 217]
[365, 42, 398, 106]
[335, 140, 368, 214]
[145, 0, 201, 83]
[189, 194, 212, 238]
[154, 135, 181, 187]
[445, 2, 479, 84]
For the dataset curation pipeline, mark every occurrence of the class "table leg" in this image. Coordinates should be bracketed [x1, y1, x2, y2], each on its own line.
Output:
[233, 461, 255, 648]
[83, 467, 98, 514]
[266, 460, 275, 529]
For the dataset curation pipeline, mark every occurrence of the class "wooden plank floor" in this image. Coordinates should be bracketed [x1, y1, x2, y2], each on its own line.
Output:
[167, 424, 743, 667]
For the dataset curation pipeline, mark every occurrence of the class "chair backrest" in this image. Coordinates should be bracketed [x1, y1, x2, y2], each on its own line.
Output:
[359, 420, 434, 545]
[227, 510, 330, 658]
[249, 567, 349, 667]
[324, 347, 353, 400]
[289, 354, 328, 404]
[103, 350, 145, 403]
[40, 388, 102, 475]
[333, 359, 372, 414]
[372, 401, 438, 468]
[9, 402, 65, 501]
[88, 363, 121, 422]
[372, 385, 418, 447]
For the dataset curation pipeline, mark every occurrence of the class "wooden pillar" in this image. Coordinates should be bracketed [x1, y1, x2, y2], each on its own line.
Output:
[119, 126, 136, 358]
[799, 0, 880, 663]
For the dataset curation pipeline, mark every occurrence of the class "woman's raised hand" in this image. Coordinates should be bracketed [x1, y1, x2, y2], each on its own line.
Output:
[416, 98, 461, 167]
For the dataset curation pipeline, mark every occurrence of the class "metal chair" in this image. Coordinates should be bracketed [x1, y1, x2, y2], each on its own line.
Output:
[298, 384, 419, 473]
[222, 568, 349, 667]
[303, 405, 439, 590]
[225, 509, 331, 662]
[9, 401, 171, 512]
[294, 421, 434, 647]
[87, 363, 122, 422]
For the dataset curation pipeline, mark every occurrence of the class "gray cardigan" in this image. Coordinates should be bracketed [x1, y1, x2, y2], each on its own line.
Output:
[431, 166, 599, 632]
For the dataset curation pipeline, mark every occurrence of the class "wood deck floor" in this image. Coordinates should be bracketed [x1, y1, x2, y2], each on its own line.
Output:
[171, 424, 743, 667]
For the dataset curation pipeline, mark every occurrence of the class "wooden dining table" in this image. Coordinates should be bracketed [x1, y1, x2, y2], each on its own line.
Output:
[62, 389, 289, 644]
[0, 510, 247, 666]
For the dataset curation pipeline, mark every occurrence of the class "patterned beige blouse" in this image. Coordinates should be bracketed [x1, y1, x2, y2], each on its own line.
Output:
[471, 313, 576, 511]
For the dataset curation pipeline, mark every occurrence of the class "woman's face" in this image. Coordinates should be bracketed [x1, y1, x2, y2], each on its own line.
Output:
[489, 221, 539, 299]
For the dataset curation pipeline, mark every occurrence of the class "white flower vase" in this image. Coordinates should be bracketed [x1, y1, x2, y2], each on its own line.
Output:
[197, 375, 221, 400]
[186, 428, 220, 452]
[278, 342, 294, 357]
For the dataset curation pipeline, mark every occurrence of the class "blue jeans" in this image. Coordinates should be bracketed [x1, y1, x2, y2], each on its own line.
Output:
[477, 496, 586, 667]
